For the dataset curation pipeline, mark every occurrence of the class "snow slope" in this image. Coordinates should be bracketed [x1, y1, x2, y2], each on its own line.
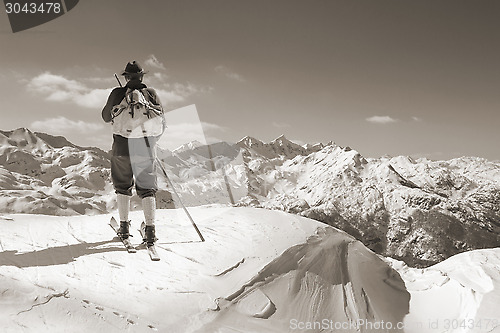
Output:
[386, 249, 500, 333]
[0, 206, 410, 332]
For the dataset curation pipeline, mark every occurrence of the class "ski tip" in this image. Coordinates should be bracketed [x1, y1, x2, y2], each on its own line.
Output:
[146, 244, 161, 261]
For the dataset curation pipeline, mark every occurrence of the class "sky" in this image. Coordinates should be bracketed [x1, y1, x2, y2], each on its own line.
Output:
[1, 0, 499, 160]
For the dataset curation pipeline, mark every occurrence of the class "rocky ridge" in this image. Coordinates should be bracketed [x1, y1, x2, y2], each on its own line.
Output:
[239, 143, 500, 267]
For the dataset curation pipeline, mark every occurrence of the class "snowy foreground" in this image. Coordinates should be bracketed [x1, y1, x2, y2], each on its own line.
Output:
[0, 206, 499, 333]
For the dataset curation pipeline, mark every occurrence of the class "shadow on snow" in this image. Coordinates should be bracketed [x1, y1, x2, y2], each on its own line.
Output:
[0, 238, 127, 268]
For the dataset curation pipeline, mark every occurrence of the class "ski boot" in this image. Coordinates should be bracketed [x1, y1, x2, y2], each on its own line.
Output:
[143, 225, 157, 247]
[117, 220, 131, 239]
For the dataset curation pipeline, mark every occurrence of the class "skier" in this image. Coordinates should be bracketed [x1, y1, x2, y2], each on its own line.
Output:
[102, 60, 165, 248]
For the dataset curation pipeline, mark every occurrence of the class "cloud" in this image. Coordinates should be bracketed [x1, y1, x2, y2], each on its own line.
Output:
[366, 116, 398, 124]
[27, 71, 202, 109]
[412, 116, 423, 122]
[200, 122, 227, 132]
[30, 116, 104, 135]
[272, 121, 291, 129]
[144, 54, 166, 70]
[27, 72, 111, 109]
[156, 82, 211, 106]
[82, 77, 115, 85]
[28, 72, 86, 94]
[156, 88, 186, 105]
[215, 65, 245, 82]
[73, 88, 113, 108]
[153, 72, 169, 82]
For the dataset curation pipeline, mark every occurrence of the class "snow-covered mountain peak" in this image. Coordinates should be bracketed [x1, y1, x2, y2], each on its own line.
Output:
[236, 136, 265, 148]
[172, 140, 204, 154]
[4, 127, 35, 140]
[0, 128, 49, 153]
[269, 134, 290, 145]
[269, 134, 306, 150]
[303, 144, 366, 165]
[236, 135, 323, 161]
[0, 128, 79, 153]
[302, 142, 325, 150]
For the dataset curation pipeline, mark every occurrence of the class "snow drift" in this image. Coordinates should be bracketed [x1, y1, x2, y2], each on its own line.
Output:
[387, 248, 500, 333]
[0, 207, 410, 332]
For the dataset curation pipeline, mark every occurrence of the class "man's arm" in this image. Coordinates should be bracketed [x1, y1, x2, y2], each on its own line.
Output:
[102, 87, 126, 123]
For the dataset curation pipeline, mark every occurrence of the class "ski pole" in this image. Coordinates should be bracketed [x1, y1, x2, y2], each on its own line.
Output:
[155, 157, 205, 242]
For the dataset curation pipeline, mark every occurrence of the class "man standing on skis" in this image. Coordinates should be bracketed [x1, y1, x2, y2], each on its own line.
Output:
[102, 60, 165, 247]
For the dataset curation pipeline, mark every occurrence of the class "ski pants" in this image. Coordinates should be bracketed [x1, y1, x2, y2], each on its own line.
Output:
[111, 135, 158, 199]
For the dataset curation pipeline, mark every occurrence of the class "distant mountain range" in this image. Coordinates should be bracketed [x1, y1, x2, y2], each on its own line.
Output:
[1, 128, 499, 267]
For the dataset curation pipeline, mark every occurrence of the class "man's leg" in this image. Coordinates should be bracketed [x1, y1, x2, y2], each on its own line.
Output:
[117, 193, 131, 221]
[141, 194, 157, 245]
[141, 195, 156, 226]
[132, 156, 158, 222]
[111, 155, 134, 238]
[132, 153, 158, 245]
[116, 194, 131, 238]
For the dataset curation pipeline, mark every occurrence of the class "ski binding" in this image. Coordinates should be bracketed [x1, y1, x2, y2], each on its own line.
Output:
[109, 217, 136, 253]
[139, 222, 160, 261]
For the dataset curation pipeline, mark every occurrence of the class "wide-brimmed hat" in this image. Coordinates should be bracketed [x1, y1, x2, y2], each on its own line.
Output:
[121, 61, 147, 75]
